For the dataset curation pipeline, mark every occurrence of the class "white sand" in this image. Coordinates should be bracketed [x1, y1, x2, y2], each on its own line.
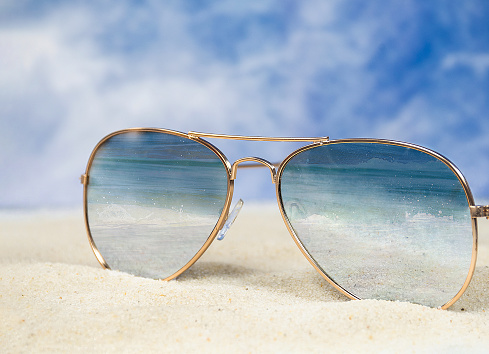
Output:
[1, 204, 489, 353]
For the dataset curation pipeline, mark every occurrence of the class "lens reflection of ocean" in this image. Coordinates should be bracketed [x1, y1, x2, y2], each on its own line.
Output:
[280, 145, 474, 307]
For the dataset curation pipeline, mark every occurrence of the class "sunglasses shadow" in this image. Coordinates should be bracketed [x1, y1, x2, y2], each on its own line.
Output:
[177, 261, 349, 303]
[177, 262, 489, 310]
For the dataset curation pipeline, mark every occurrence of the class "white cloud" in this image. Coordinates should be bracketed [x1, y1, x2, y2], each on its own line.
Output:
[442, 53, 489, 76]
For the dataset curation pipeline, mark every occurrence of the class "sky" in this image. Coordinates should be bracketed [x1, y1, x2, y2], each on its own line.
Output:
[1, 0, 489, 208]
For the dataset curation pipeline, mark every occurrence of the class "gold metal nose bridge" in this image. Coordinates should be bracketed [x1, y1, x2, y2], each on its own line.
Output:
[231, 157, 277, 183]
[187, 131, 329, 184]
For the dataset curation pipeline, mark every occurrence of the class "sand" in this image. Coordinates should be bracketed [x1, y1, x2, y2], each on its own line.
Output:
[1, 204, 489, 353]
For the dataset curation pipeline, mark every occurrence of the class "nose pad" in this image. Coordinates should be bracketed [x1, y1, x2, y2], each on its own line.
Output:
[216, 199, 244, 241]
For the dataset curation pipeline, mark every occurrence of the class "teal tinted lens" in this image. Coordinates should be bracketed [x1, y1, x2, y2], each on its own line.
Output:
[86, 130, 229, 279]
[279, 142, 474, 307]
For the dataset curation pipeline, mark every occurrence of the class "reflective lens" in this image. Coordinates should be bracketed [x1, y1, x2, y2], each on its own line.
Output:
[85, 130, 229, 279]
[279, 142, 474, 308]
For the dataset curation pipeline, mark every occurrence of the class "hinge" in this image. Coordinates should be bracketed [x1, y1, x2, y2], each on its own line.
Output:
[470, 205, 489, 219]
[80, 174, 89, 185]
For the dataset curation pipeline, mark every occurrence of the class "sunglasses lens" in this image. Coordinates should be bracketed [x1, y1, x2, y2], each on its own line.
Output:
[85, 131, 229, 279]
[279, 142, 474, 307]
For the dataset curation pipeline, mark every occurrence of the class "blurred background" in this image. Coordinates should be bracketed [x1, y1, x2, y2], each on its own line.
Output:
[1, 0, 488, 209]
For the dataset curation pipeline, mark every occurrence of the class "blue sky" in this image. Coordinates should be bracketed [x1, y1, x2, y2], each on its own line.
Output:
[1, 0, 489, 208]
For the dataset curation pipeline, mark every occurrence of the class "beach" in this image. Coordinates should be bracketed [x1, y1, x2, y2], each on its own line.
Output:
[1, 204, 489, 352]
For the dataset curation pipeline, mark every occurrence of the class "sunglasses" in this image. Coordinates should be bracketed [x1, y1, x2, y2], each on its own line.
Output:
[81, 128, 488, 309]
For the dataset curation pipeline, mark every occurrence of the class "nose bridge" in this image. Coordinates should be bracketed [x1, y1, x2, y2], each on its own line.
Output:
[231, 157, 277, 184]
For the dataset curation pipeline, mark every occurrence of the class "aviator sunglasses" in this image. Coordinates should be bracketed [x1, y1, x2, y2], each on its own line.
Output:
[81, 128, 489, 309]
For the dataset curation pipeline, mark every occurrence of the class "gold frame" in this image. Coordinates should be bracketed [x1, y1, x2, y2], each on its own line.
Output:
[82, 128, 235, 280]
[275, 138, 479, 310]
[82, 128, 487, 310]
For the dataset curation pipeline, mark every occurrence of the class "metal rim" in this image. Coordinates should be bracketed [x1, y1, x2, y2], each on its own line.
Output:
[82, 127, 234, 281]
[275, 138, 478, 309]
